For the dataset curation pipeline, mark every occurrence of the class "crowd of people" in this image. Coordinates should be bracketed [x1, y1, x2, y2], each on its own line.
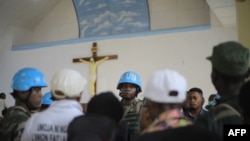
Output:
[0, 40, 250, 141]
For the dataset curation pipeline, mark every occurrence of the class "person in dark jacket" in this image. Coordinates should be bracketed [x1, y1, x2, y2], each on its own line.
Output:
[68, 113, 117, 141]
[184, 87, 207, 122]
[239, 80, 250, 124]
[68, 91, 127, 141]
[195, 41, 250, 139]
[137, 124, 222, 141]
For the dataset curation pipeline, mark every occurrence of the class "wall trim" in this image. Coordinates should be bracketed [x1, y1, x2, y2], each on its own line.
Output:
[12, 25, 211, 51]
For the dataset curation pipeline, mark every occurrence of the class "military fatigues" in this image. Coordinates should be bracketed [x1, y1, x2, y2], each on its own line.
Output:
[121, 99, 143, 141]
[195, 95, 242, 139]
[0, 106, 30, 141]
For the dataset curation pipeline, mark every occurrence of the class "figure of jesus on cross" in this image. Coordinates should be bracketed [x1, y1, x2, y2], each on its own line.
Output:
[73, 42, 118, 97]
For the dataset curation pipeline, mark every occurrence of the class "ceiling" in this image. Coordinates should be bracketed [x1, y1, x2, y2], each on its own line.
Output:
[0, 0, 237, 49]
[0, 0, 61, 40]
[206, 0, 236, 27]
[0, 0, 61, 30]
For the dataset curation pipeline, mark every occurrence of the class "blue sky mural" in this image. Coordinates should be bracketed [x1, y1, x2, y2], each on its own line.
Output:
[73, 0, 149, 38]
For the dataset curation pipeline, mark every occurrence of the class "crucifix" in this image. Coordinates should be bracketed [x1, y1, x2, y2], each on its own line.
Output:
[73, 42, 118, 97]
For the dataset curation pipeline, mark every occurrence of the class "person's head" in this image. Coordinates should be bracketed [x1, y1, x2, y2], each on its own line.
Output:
[2, 108, 7, 117]
[139, 98, 153, 132]
[87, 91, 123, 125]
[40, 91, 53, 111]
[67, 113, 117, 141]
[208, 94, 216, 101]
[205, 94, 216, 110]
[0, 93, 6, 99]
[207, 41, 250, 97]
[144, 69, 187, 119]
[11, 67, 47, 111]
[187, 87, 204, 110]
[50, 68, 87, 101]
[117, 71, 142, 100]
[239, 80, 250, 124]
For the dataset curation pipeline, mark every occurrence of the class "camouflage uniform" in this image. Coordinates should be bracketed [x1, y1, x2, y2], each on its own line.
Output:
[0, 106, 30, 141]
[122, 99, 143, 141]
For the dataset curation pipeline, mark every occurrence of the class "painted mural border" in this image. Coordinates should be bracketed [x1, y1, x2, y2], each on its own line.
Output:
[12, 25, 211, 51]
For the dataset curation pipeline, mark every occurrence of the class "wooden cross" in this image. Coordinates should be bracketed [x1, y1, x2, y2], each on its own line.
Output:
[73, 42, 118, 97]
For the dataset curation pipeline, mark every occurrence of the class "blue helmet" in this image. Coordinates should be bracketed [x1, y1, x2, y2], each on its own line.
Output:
[12, 67, 47, 91]
[117, 71, 142, 92]
[42, 92, 53, 105]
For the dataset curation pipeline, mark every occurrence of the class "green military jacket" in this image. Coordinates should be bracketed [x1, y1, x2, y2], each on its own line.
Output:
[122, 99, 143, 134]
[0, 106, 30, 141]
[195, 95, 243, 139]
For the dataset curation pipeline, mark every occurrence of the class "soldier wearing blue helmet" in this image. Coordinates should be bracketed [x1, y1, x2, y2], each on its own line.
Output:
[40, 92, 53, 111]
[0, 67, 47, 141]
[117, 71, 143, 141]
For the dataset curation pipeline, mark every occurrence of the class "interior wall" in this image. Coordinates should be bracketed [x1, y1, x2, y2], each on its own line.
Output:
[236, 0, 250, 48]
[0, 0, 238, 107]
[0, 26, 237, 107]
[148, 0, 210, 30]
[33, 0, 78, 44]
[14, 0, 212, 46]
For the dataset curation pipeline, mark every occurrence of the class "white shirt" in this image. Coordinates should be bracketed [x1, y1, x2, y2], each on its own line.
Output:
[21, 99, 83, 141]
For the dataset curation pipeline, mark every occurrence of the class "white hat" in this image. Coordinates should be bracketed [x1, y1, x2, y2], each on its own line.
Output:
[144, 69, 187, 103]
[51, 69, 87, 99]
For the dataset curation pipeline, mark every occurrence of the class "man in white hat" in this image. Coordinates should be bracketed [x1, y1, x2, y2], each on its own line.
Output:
[21, 68, 87, 141]
[141, 69, 192, 133]
[137, 69, 221, 141]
